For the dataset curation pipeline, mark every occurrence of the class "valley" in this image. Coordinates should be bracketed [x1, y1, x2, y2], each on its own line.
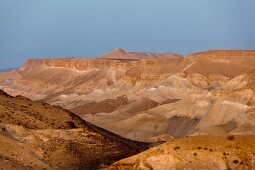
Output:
[1, 49, 255, 169]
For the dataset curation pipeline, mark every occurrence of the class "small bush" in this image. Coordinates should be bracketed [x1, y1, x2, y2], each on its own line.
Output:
[227, 136, 235, 141]
[223, 152, 229, 156]
[233, 160, 239, 164]
[174, 146, 180, 150]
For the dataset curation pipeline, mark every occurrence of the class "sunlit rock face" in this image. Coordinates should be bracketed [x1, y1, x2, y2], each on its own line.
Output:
[1, 49, 255, 142]
[105, 136, 255, 170]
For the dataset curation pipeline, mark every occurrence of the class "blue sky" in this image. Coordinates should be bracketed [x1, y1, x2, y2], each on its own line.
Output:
[1, 0, 255, 68]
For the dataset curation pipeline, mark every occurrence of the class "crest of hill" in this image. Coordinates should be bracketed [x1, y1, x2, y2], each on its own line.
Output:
[184, 50, 255, 78]
[188, 50, 255, 61]
[101, 48, 182, 60]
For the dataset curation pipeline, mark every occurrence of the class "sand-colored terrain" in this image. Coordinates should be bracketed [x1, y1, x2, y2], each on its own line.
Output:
[106, 136, 255, 170]
[0, 90, 148, 170]
[1, 49, 255, 142]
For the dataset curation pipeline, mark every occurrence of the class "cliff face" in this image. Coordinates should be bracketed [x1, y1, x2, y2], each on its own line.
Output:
[185, 50, 255, 77]
[1, 50, 255, 142]
[16, 50, 255, 91]
[21, 58, 130, 71]
[189, 50, 255, 60]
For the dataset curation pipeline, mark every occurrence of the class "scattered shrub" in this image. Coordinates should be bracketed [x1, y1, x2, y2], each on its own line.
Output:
[233, 160, 239, 164]
[223, 152, 229, 156]
[227, 136, 235, 141]
[64, 121, 78, 129]
[174, 146, 180, 150]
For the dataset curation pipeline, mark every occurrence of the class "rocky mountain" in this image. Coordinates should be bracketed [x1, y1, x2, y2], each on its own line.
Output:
[1, 49, 255, 142]
[0, 90, 148, 169]
[106, 135, 255, 169]
[101, 48, 182, 60]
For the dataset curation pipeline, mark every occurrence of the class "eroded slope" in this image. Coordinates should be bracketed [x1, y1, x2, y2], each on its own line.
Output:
[0, 90, 148, 170]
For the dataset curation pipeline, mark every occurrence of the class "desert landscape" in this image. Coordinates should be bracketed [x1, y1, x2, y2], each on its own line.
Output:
[1, 49, 255, 169]
[1, 1, 255, 169]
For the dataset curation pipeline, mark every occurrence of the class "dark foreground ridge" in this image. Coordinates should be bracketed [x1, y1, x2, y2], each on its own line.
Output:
[0, 89, 149, 170]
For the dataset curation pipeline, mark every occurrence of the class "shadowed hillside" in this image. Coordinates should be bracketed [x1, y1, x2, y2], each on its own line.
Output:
[0, 90, 148, 170]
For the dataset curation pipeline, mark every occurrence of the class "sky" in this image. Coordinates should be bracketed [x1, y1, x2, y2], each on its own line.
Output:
[0, 0, 255, 68]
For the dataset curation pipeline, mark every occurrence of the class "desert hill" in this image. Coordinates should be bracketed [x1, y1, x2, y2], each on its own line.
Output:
[106, 135, 255, 170]
[101, 48, 182, 60]
[1, 49, 255, 142]
[186, 50, 255, 77]
[0, 90, 148, 169]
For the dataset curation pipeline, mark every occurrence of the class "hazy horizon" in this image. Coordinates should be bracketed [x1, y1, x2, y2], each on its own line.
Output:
[1, 0, 255, 68]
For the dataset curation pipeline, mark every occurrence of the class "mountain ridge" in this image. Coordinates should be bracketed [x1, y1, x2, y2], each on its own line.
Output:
[1, 49, 255, 142]
[101, 48, 182, 60]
